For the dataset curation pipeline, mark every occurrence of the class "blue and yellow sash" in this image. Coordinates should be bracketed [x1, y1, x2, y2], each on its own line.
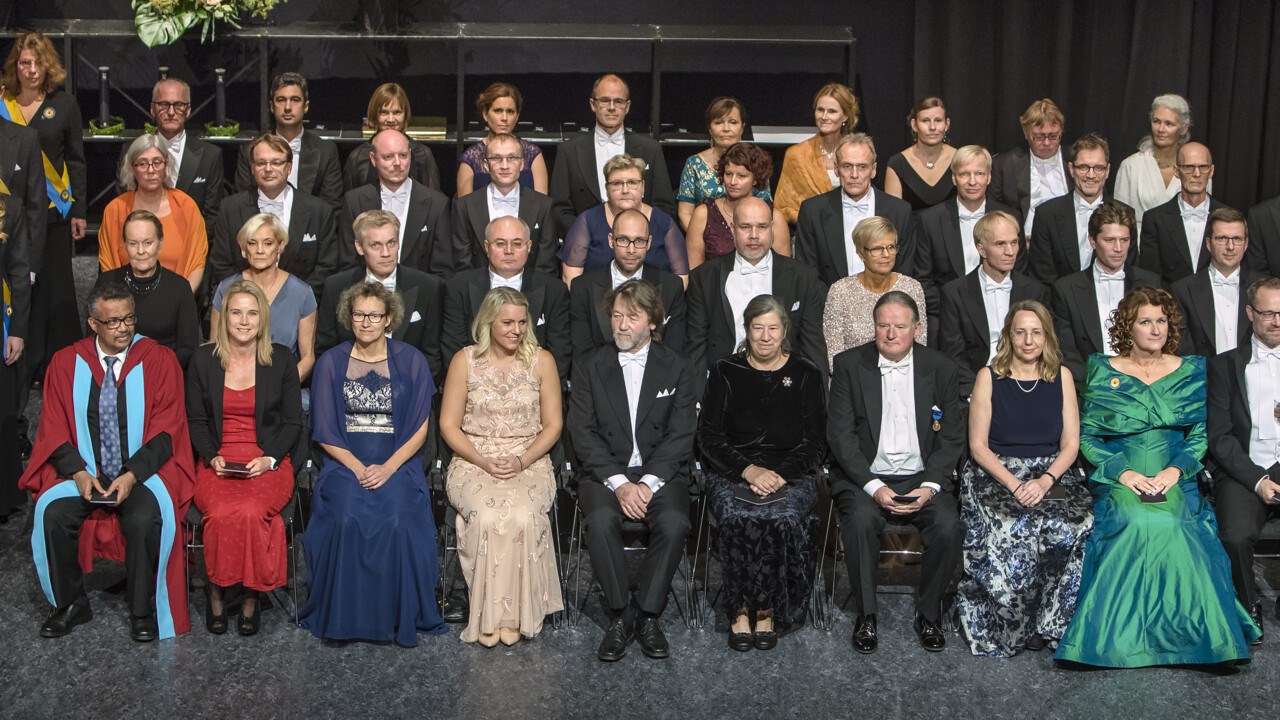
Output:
[0, 97, 73, 217]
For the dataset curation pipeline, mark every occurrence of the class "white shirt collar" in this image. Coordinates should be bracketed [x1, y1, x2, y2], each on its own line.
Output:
[618, 339, 652, 362]
[733, 251, 773, 274]
[96, 337, 129, 372]
[877, 349, 914, 368]
[1178, 193, 1209, 212]
[366, 267, 397, 291]
[258, 183, 292, 205]
[594, 125, 625, 143]
[1074, 192, 1103, 210]
[1208, 264, 1239, 284]
[1251, 335, 1280, 362]
[610, 260, 641, 288]
[489, 270, 523, 291]
[978, 266, 1012, 291]
[1092, 261, 1125, 282]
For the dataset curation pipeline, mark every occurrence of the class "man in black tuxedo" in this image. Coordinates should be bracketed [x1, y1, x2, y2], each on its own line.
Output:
[687, 197, 828, 386]
[0, 118, 44, 273]
[1207, 276, 1280, 641]
[1172, 207, 1263, 357]
[548, 73, 674, 238]
[207, 134, 338, 298]
[1051, 201, 1161, 383]
[1246, 193, 1280, 277]
[827, 291, 964, 654]
[913, 144, 1021, 342]
[569, 279, 696, 661]
[441, 215, 570, 383]
[234, 72, 343, 212]
[939, 211, 1049, 397]
[569, 208, 685, 358]
[340, 130, 453, 279]
[794, 133, 914, 284]
[451, 132, 558, 277]
[989, 99, 1073, 238]
[1138, 142, 1223, 286]
[146, 78, 224, 226]
[317, 209, 445, 380]
[1029, 133, 1121, 284]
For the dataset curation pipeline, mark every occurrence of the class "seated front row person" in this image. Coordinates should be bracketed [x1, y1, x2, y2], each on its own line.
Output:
[441, 287, 565, 647]
[827, 290, 964, 655]
[186, 281, 303, 636]
[570, 280, 697, 662]
[955, 299, 1091, 657]
[698, 294, 826, 652]
[21, 282, 194, 641]
[297, 282, 447, 647]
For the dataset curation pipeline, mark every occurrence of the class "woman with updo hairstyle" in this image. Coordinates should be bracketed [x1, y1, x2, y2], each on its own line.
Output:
[1055, 286, 1259, 668]
[1113, 94, 1211, 223]
[342, 82, 442, 192]
[685, 142, 790, 268]
[456, 82, 548, 197]
[775, 83, 859, 224]
[676, 97, 773, 230]
[884, 97, 957, 212]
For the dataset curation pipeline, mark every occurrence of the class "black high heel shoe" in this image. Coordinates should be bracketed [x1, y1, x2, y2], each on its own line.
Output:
[204, 585, 227, 635]
[237, 590, 261, 636]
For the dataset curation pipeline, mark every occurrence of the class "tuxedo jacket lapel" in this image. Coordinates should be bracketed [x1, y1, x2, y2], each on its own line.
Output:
[1164, 209, 1196, 276]
[284, 194, 311, 265]
[601, 355, 631, 438]
[962, 273, 989, 341]
[577, 142, 602, 205]
[1233, 344, 1251, 421]
[823, 193, 848, 274]
[716, 256, 735, 333]
[942, 201, 966, 278]
[402, 183, 432, 265]
[393, 282, 419, 341]
[467, 272, 488, 318]
[1076, 277, 1105, 353]
[1059, 206, 1083, 271]
[1189, 273, 1216, 347]
[858, 356, 883, 450]
[913, 354, 936, 445]
[1015, 150, 1031, 216]
[590, 274, 612, 342]
[635, 348, 666, 429]
[176, 143, 199, 189]
[299, 133, 320, 195]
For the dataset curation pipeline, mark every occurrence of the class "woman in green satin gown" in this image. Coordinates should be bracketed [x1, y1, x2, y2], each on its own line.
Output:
[1056, 287, 1260, 668]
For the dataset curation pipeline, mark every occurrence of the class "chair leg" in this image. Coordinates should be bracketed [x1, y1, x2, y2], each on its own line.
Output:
[688, 498, 708, 629]
[815, 502, 839, 631]
[572, 509, 587, 628]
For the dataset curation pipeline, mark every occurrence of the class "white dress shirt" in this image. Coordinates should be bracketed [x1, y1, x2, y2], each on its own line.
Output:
[865, 351, 940, 496]
[286, 129, 303, 190]
[257, 183, 293, 232]
[594, 126, 626, 199]
[1179, 194, 1210, 269]
[381, 178, 413, 254]
[366, 267, 397, 293]
[605, 340, 664, 493]
[1093, 263, 1126, 356]
[1246, 336, 1280, 489]
[488, 182, 520, 221]
[610, 260, 641, 289]
[978, 268, 1012, 364]
[1073, 193, 1104, 270]
[159, 130, 186, 174]
[489, 270, 523, 292]
[725, 251, 773, 350]
[95, 338, 129, 377]
[1209, 264, 1241, 354]
[957, 200, 985, 274]
[841, 190, 875, 276]
[1025, 151, 1068, 236]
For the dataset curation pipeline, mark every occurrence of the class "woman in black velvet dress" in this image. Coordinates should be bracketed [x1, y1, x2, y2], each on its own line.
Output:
[698, 294, 826, 652]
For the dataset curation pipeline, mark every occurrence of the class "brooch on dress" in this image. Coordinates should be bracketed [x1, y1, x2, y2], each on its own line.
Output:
[42, 107, 56, 120]
[1109, 377, 1121, 389]
[782, 376, 792, 387]
[931, 405, 942, 432]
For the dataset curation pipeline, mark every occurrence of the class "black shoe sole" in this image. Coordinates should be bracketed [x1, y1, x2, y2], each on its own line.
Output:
[853, 643, 877, 654]
[729, 633, 753, 652]
[921, 642, 945, 652]
[597, 648, 628, 662]
[639, 645, 670, 659]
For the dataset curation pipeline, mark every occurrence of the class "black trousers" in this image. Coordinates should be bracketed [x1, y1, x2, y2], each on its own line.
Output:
[19, 219, 81, 432]
[833, 473, 963, 622]
[1216, 475, 1280, 609]
[40, 482, 162, 617]
[578, 477, 691, 617]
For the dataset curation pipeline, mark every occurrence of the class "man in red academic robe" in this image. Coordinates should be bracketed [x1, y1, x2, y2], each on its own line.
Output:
[20, 282, 193, 641]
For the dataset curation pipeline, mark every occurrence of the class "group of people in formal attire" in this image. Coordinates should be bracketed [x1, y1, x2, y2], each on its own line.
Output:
[2, 29, 1278, 671]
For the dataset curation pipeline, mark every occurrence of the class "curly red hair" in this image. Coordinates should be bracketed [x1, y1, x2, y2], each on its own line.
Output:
[1108, 286, 1182, 356]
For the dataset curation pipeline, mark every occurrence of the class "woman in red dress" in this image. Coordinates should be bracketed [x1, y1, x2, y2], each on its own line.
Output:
[186, 280, 303, 635]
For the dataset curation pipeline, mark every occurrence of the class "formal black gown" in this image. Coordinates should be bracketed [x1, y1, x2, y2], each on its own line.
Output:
[887, 152, 955, 213]
[95, 267, 201, 369]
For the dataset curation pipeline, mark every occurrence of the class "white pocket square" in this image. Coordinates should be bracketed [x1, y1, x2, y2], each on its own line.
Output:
[655, 388, 676, 398]
[534, 223, 540, 230]
[193, 176, 206, 184]
[537, 315, 546, 326]
[14, 163, 20, 171]
[791, 301, 800, 311]
[421, 225, 429, 232]
[303, 233, 317, 243]
[410, 311, 422, 323]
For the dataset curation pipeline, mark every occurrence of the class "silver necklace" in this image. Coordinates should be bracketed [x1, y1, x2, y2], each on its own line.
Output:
[1013, 377, 1039, 393]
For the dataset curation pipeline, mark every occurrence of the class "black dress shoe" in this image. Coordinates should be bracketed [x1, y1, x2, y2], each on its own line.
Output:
[441, 593, 468, 624]
[1251, 602, 1264, 646]
[634, 616, 670, 659]
[597, 618, 633, 662]
[40, 600, 93, 638]
[18, 433, 32, 461]
[131, 615, 158, 642]
[914, 614, 945, 652]
[728, 631, 753, 652]
[752, 630, 778, 651]
[852, 614, 877, 654]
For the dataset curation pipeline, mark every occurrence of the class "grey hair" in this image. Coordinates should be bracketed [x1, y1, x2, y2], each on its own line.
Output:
[737, 294, 792, 354]
[1137, 93, 1192, 152]
[118, 133, 177, 191]
[835, 132, 877, 162]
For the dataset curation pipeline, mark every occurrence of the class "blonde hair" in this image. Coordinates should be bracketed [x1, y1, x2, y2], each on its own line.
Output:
[604, 154, 647, 180]
[852, 215, 897, 254]
[813, 83, 859, 133]
[236, 213, 290, 256]
[213, 280, 274, 369]
[1019, 98, 1065, 130]
[991, 299, 1061, 382]
[471, 287, 538, 366]
[950, 144, 992, 173]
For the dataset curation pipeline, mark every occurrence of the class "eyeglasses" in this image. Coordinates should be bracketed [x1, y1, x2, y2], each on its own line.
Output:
[486, 155, 522, 165]
[591, 97, 629, 108]
[1251, 306, 1280, 321]
[252, 159, 289, 169]
[612, 236, 650, 249]
[1072, 163, 1109, 175]
[606, 179, 643, 190]
[488, 239, 529, 251]
[351, 311, 387, 323]
[1030, 132, 1062, 142]
[93, 314, 138, 329]
[133, 159, 166, 171]
[1178, 163, 1213, 175]
[152, 101, 190, 112]
[1211, 235, 1247, 247]
[864, 243, 898, 256]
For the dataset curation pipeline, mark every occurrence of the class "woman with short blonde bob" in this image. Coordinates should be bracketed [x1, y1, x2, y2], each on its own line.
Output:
[957, 299, 1092, 657]
[441, 287, 564, 646]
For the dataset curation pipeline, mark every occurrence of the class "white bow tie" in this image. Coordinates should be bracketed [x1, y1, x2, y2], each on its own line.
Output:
[843, 199, 869, 214]
[382, 188, 408, 207]
[619, 353, 647, 368]
[738, 263, 769, 276]
[1182, 207, 1208, 221]
[1257, 346, 1280, 361]
[288, 136, 302, 154]
[986, 279, 1012, 293]
[597, 134, 623, 149]
[259, 198, 284, 215]
[879, 360, 909, 376]
[1097, 272, 1125, 284]
[491, 275, 521, 290]
[1212, 275, 1239, 289]
[1077, 202, 1100, 216]
[493, 194, 518, 209]
[958, 210, 984, 222]
[1032, 157, 1058, 168]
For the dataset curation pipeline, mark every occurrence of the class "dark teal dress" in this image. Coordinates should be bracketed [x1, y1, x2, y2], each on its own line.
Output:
[1055, 354, 1259, 667]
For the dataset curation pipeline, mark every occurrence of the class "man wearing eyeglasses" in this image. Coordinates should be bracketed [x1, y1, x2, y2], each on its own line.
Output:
[1171, 207, 1261, 356]
[569, 208, 686, 359]
[207, 133, 338, 298]
[1028, 134, 1126, 284]
[548, 73, 674, 239]
[1207, 275, 1280, 642]
[340, 129, 453, 279]
[142, 78, 224, 226]
[794, 133, 914, 285]
[451, 133, 558, 277]
[441, 215, 570, 383]
[1138, 142, 1223, 286]
[990, 99, 1074, 237]
[20, 282, 193, 642]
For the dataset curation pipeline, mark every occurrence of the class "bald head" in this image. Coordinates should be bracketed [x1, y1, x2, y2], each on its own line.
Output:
[370, 129, 411, 188]
[733, 196, 772, 225]
[485, 216, 532, 278]
[732, 197, 775, 263]
[1175, 141, 1214, 199]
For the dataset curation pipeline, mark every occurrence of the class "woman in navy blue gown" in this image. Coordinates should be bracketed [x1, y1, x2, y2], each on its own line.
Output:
[298, 281, 446, 646]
